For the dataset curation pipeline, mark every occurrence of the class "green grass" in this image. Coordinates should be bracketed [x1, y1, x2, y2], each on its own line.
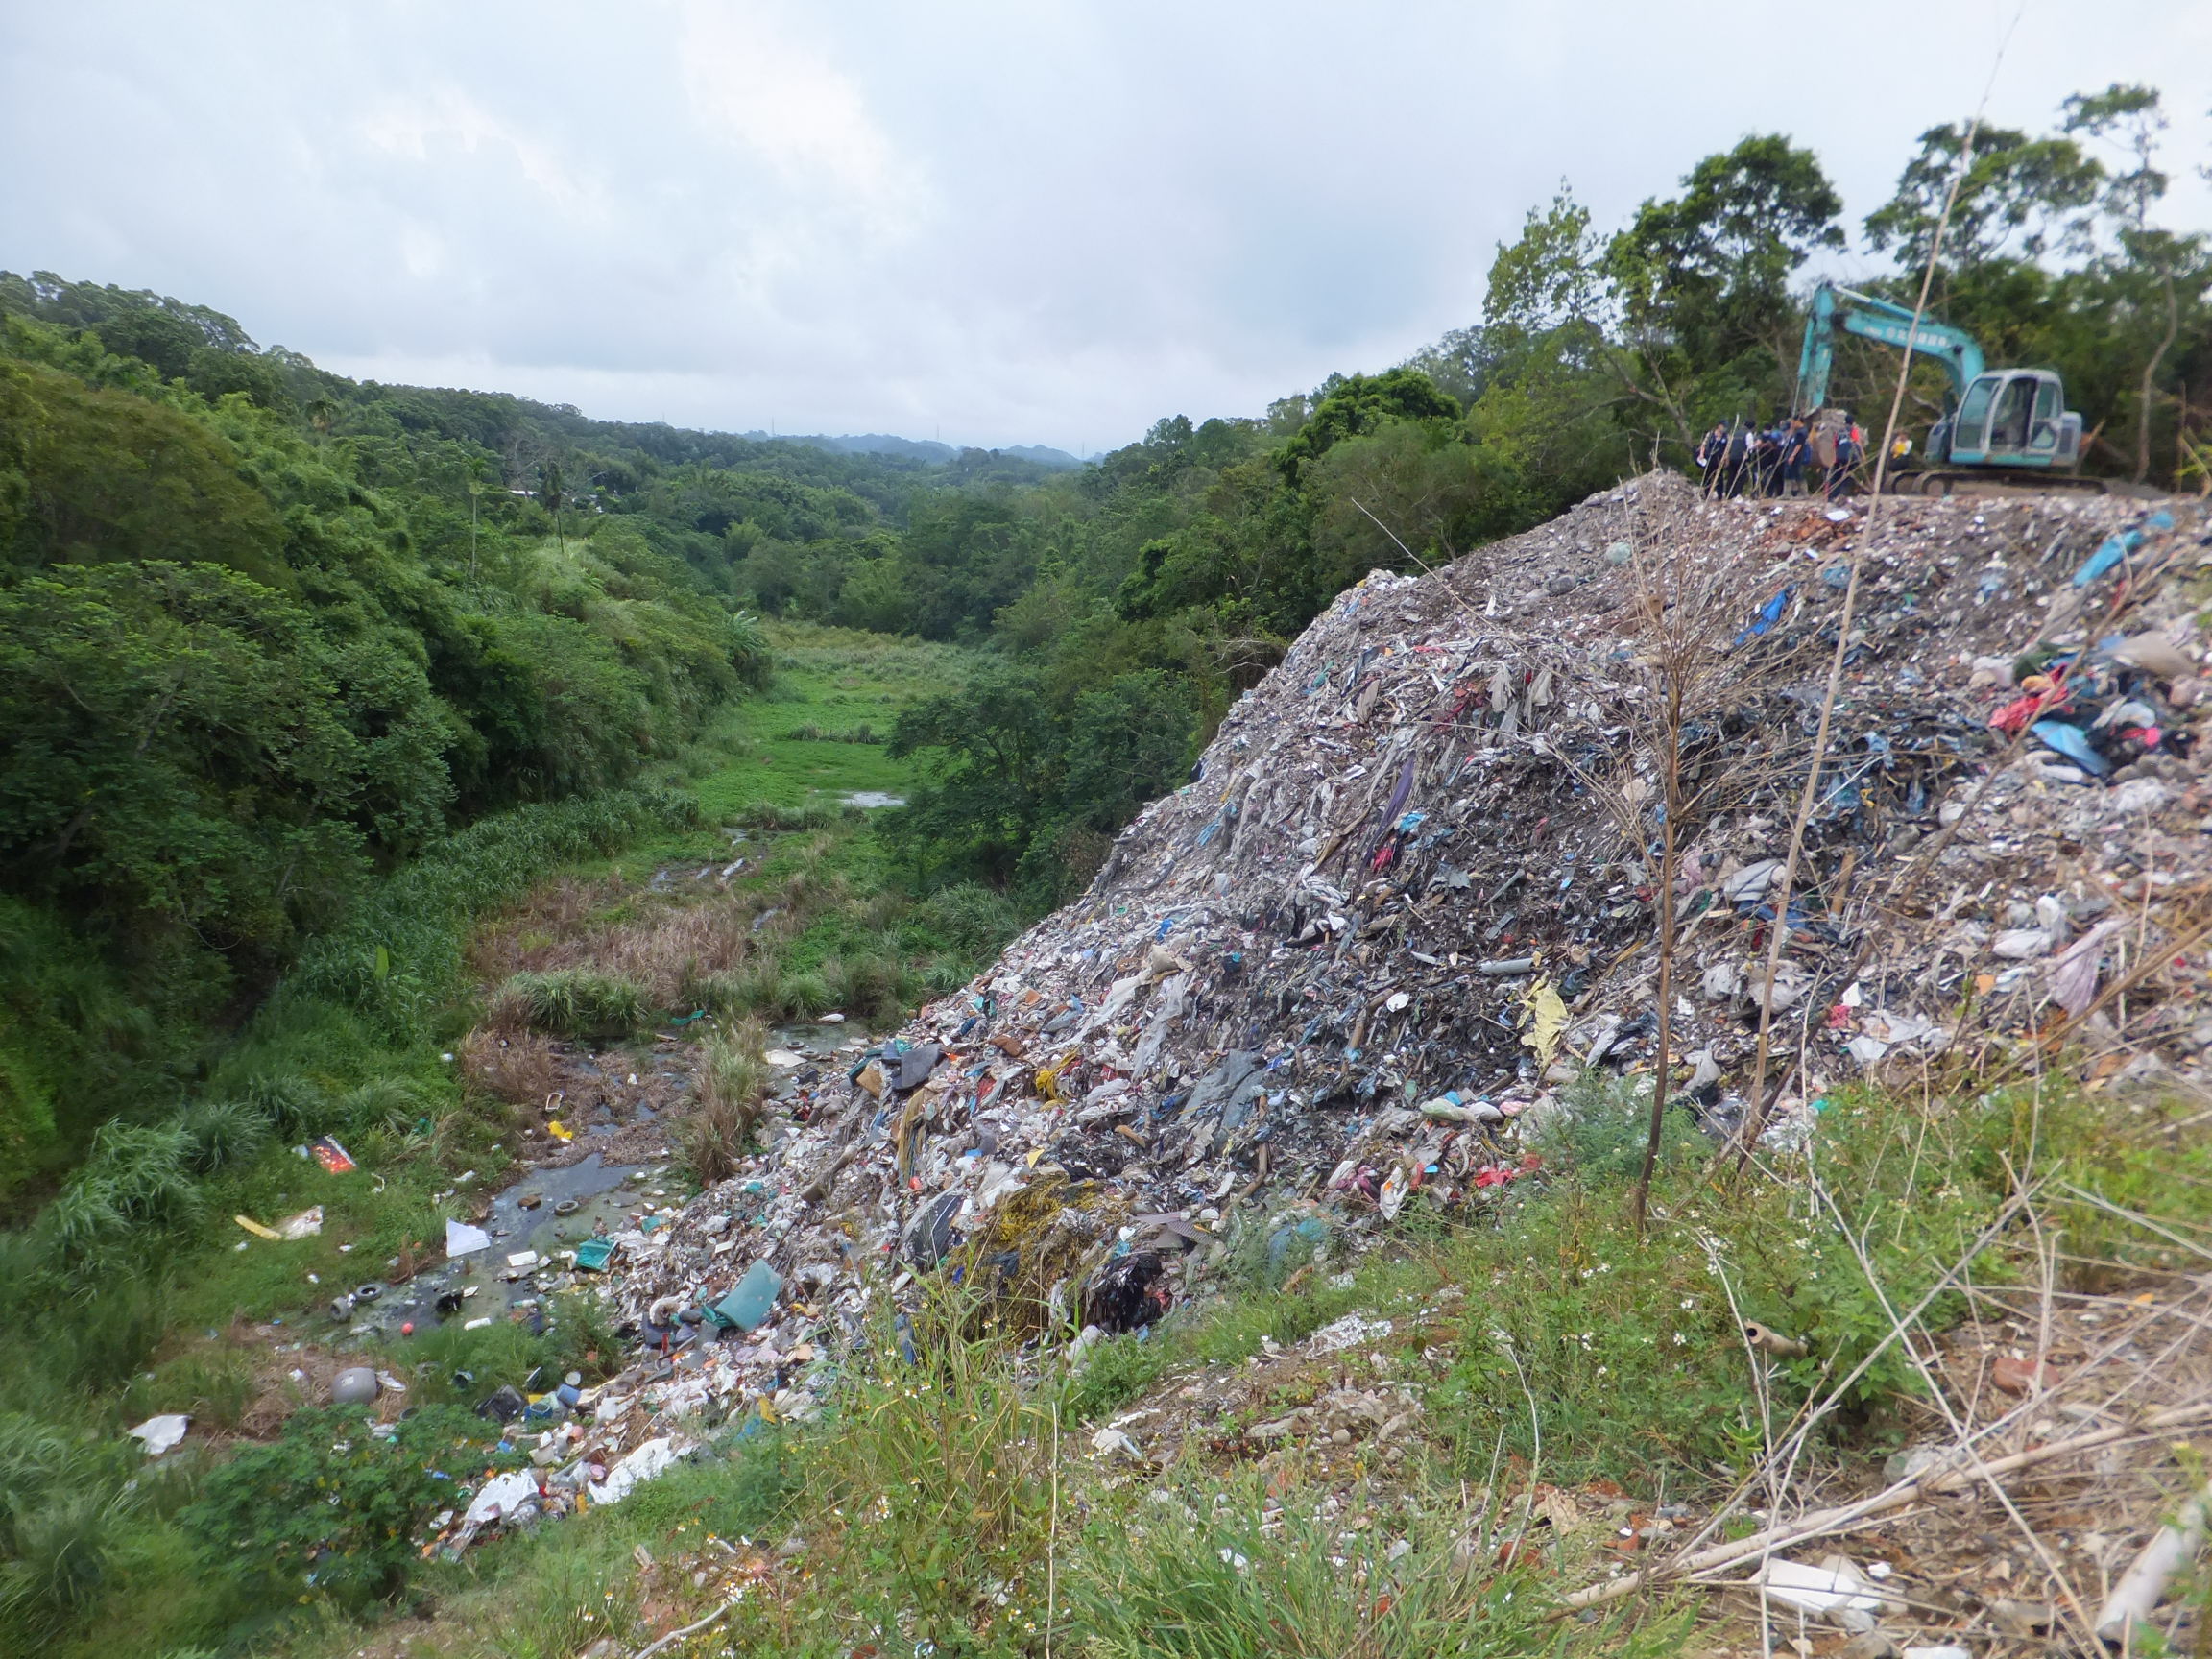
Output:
[494, 966, 652, 1040]
[61, 631, 2197, 1657]
[665, 625, 1020, 1034]
[690, 621, 974, 816]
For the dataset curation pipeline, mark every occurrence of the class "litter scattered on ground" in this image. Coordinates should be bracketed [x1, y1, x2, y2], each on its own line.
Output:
[235, 1206, 323, 1242]
[462, 1468, 541, 1528]
[369, 478, 2212, 1509]
[285, 477, 2212, 1626]
[560, 481, 2209, 1420]
[587, 1435, 680, 1505]
[126, 1414, 189, 1455]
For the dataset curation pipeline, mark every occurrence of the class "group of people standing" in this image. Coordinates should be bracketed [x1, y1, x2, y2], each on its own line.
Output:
[1696, 415, 1864, 501]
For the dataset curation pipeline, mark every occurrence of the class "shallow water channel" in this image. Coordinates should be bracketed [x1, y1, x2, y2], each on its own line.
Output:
[364, 1153, 646, 1333]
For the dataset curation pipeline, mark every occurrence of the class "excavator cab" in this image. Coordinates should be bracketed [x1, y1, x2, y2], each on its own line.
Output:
[1936, 370, 2081, 469]
[1798, 284, 2097, 491]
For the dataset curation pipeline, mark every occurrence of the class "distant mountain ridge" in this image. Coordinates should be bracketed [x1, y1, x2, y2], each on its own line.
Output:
[744, 430, 1082, 469]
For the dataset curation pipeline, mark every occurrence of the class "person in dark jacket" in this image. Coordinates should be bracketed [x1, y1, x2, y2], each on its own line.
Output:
[1695, 422, 1729, 496]
[1826, 415, 1863, 499]
[1754, 423, 1786, 496]
[1779, 419, 1810, 496]
[1722, 424, 1750, 497]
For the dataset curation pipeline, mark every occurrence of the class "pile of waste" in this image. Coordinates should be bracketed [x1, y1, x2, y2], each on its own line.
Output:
[545, 474, 2210, 1458]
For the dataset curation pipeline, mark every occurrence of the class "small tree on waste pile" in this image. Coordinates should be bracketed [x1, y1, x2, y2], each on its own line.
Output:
[1607, 508, 1777, 1233]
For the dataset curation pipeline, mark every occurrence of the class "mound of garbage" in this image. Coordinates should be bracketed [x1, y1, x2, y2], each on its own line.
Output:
[549, 473, 2211, 1455]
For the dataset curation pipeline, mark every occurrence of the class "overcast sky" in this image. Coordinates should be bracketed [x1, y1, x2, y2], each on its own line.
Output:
[4, 2, 2206, 453]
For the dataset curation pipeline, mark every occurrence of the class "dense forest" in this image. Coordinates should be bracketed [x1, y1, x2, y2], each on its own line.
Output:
[3, 81, 2206, 1211]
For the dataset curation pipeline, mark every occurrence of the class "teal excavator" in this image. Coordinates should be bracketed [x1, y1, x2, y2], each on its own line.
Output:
[1796, 279, 2092, 493]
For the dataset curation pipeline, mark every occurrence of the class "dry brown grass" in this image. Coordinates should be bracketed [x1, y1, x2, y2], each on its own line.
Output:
[457, 1025, 559, 1106]
[468, 874, 627, 978]
[597, 902, 757, 1004]
[470, 873, 760, 1009]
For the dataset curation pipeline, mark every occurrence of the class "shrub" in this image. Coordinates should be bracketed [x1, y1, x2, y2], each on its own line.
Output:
[609, 1432, 795, 1542]
[0, 1481, 139, 1642]
[822, 952, 905, 1022]
[472, 1530, 643, 1659]
[779, 1301, 1053, 1647]
[124, 1347, 258, 1431]
[1527, 1070, 1708, 1185]
[180, 1404, 510, 1609]
[387, 1292, 618, 1410]
[332, 1075, 435, 1135]
[494, 969, 650, 1042]
[36, 1122, 203, 1268]
[232, 1070, 327, 1136]
[773, 969, 833, 1021]
[1434, 1187, 1767, 1487]
[1068, 1477, 1528, 1659]
[683, 968, 751, 1018]
[0, 1412, 141, 1643]
[1062, 1331, 1172, 1426]
[44, 1278, 170, 1393]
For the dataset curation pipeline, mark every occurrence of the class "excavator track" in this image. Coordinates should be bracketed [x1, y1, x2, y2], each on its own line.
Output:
[1890, 469, 2112, 498]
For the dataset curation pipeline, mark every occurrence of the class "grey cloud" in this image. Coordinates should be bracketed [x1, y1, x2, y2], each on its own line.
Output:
[3, 0, 2205, 452]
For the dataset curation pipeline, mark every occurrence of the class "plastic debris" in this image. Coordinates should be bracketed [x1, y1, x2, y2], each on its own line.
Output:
[587, 1435, 679, 1505]
[1752, 1556, 1888, 1631]
[2073, 509, 2174, 588]
[463, 1469, 541, 1528]
[571, 1237, 616, 1273]
[234, 1206, 323, 1241]
[126, 1414, 190, 1455]
[330, 1366, 380, 1406]
[708, 1260, 781, 1332]
[2032, 720, 2112, 776]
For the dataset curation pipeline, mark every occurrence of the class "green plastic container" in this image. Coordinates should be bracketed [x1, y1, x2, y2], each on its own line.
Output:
[573, 1238, 615, 1272]
[708, 1261, 781, 1332]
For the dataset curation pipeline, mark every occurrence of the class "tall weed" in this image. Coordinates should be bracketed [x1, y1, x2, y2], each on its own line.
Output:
[1433, 1081, 2082, 1486]
[469, 1530, 642, 1659]
[493, 968, 650, 1042]
[681, 1020, 766, 1187]
[767, 1297, 1055, 1649]
[0, 1413, 143, 1647]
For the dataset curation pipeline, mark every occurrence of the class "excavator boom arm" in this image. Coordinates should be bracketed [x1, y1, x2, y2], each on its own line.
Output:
[1796, 281, 1986, 414]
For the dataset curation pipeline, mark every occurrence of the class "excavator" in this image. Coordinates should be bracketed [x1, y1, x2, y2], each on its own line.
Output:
[1795, 279, 2097, 494]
